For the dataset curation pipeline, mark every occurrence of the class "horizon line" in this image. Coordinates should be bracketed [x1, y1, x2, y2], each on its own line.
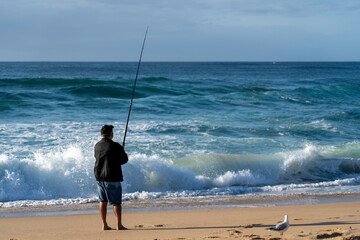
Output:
[0, 60, 360, 63]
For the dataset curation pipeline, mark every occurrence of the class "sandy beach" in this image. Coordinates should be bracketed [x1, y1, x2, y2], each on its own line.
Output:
[2, 62, 360, 239]
[1, 200, 359, 240]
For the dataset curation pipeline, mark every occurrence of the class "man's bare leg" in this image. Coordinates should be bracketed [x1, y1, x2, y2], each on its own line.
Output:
[113, 205, 126, 230]
[99, 201, 110, 230]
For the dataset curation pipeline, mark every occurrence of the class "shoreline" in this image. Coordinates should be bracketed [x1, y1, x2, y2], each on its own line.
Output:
[1, 192, 360, 218]
[1, 200, 359, 240]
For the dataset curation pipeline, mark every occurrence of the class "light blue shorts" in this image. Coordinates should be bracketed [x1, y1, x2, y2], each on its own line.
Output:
[96, 181, 122, 206]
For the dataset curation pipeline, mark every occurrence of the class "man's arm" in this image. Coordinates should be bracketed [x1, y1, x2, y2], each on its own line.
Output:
[117, 143, 128, 165]
[121, 151, 128, 165]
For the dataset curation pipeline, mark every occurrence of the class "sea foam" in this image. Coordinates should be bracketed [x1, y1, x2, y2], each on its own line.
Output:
[1, 138, 360, 208]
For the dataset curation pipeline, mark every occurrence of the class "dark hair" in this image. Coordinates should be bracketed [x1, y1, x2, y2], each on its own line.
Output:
[101, 125, 114, 137]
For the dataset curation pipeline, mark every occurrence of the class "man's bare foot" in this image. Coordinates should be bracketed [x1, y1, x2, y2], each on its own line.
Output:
[103, 225, 112, 230]
[117, 225, 127, 230]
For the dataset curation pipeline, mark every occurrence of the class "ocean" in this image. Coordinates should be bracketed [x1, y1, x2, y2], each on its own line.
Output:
[0, 62, 360, 208]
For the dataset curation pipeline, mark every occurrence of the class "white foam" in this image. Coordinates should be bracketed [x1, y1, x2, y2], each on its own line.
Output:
[196, 170, 265, 188]
[1, 122, 360, 208]
[0, 142, 96, 202]
[261, 176, 360, 194]
[0, 197, 98, 208]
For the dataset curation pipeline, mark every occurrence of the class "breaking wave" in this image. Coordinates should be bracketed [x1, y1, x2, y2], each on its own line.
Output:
[1, 138, 360, 207]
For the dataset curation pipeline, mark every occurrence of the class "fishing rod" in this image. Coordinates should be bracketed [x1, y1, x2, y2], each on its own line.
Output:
[122, 27, 148, 148]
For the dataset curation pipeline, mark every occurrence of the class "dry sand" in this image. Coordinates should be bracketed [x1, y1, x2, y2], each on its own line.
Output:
[1, 201, 359, 240]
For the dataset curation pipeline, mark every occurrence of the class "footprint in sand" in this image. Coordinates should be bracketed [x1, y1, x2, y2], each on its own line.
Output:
[154, 224, 165, 228]
[297, 234, 308, 237]
[316, 232, 343, 239]
[227, 229, 242, 238]
[316, 229, 344, 239]
[249, 234, 265, 240]
[243, 224, 262, 228]
[243, 234, 265, 240]
[343, 235, 360, 240]
[134, 224, 165, 228]
[243, 234, 280, 240]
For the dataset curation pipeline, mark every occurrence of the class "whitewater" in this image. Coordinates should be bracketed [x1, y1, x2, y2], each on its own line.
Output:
[0, 62, 360, 208]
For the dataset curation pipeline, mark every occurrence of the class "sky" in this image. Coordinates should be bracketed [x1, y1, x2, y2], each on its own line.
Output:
[0, 0, 360, 61]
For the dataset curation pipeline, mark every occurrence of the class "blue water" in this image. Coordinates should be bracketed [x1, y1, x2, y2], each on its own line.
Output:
[1, 62, 360, 207]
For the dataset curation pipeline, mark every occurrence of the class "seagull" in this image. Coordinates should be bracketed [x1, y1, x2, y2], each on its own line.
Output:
[269, 215, 289, 236]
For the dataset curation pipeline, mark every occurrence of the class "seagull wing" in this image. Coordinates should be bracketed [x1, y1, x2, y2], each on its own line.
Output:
[275, 221, 289, 231]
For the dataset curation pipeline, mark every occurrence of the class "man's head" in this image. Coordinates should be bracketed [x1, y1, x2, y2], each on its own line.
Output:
[101, 125, 114, 139]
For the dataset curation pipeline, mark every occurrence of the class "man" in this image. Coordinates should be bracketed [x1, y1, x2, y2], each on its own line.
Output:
[94, 125, 128, 230]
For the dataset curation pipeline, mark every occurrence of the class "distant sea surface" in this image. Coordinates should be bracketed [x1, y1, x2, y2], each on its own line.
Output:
[1, 62, 360, 208]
